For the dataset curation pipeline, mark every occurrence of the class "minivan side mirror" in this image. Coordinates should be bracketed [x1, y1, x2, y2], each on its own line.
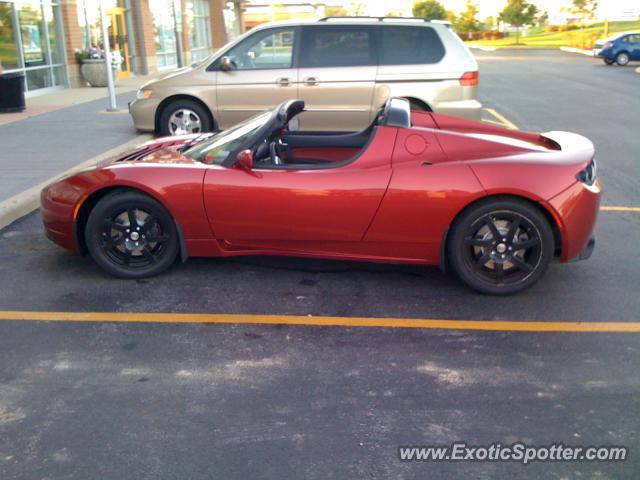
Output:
[219, 56, 232, 71]
[236, 149, 253, 171]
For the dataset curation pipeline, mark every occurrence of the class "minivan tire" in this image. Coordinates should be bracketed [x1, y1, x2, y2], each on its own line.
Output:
[159, 99, 213, 136]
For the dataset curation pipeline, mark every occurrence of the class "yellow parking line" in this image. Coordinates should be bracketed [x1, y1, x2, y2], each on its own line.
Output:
[0, 311, 638, 332]
[483, 108, 519, 130]
[600, 206, 640, 212]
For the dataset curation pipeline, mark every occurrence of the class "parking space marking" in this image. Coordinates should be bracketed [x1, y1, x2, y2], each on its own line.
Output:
[483, 108, 519, 130]
[0, 311, 638, 332]
[600, 206, 640, 212]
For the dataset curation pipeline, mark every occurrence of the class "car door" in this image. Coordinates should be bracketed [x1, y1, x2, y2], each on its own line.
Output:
[215, 27, 299, 129]
[202, 128, 397, 247]
[296, 24, 377, 131]
[630, 34, 640, 60]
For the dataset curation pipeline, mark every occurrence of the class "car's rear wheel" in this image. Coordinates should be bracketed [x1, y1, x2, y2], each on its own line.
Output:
[159, 99, 213, 136]
[603, 58, 615, 65]
[615, 52, 630, 66]
[448, 199, 554, 295]
[85, 191, 179, 278]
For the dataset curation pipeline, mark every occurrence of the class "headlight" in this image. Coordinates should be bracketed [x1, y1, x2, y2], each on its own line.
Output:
[577, 158, 597, 186]
[136, 89, 152, 100]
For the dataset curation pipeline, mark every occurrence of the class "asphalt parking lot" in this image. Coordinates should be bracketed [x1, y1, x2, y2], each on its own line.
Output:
[1, 49, 639, 479]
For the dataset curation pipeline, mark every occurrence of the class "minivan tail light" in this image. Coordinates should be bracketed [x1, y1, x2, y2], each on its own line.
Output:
[460, 71, 479, 86]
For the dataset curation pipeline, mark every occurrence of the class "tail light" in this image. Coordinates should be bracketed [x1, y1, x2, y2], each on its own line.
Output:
[460, 71, 479, 86]
[577, 158, 597, 186]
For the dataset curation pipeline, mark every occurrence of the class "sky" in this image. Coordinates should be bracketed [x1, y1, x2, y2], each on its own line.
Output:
[358, 0, 640, 21]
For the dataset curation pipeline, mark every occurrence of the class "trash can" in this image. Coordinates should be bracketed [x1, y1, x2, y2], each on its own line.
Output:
[0, 73, 26, 113]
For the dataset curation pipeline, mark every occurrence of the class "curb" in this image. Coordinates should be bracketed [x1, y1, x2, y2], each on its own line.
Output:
[560, 46, 594, 56]
[0, 134, 152, 231]
[467, 44, 496, 52]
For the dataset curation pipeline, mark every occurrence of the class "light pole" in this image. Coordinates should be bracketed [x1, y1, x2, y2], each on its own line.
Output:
[99, 0, 118, 111]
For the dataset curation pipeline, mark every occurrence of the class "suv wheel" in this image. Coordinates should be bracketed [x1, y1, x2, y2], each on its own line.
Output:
[159, 99, 213, 136]
[603, 58, 614, 65]
[615, 52, 630, 66]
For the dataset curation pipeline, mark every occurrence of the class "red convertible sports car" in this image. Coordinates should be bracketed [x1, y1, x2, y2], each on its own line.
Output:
[41, 98, 600, 294]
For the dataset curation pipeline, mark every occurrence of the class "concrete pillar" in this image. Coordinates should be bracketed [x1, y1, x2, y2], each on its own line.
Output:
[209, 0, 227, 48]
[180, 0, 192, 66]
[60, 0, 85, 87]
[132, 0, 157, 74]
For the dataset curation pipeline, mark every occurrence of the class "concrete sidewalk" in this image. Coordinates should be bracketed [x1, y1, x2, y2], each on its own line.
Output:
[0, 90, 145, 202]
[0, 75, 166, 229]
[0, 74, 158, 127]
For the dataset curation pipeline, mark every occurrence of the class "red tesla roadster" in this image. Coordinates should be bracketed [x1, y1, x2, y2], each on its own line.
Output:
[41, 98, 600, 294]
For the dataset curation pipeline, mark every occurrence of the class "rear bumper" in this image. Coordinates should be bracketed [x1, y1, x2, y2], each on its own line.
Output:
[575, 235, 596, 261]
[432, 99, 482, 121]
[547, 179, 601, 262]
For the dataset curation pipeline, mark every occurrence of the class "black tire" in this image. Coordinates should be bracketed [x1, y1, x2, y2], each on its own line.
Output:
[85, 191, 179, 278]
[615, 52, 630, 66]
[603, 58, 615, 65]
[159, 99, 213, 136]
[447, 198, 554, 295]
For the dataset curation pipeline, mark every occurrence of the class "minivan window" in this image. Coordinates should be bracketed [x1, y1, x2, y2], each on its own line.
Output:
[300, 26, 375, 68]
[379, 26, 445, 65]
[221, 28, 295, 70]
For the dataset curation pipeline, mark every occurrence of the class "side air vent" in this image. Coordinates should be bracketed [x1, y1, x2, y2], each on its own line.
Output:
[115, 145, 161, 162]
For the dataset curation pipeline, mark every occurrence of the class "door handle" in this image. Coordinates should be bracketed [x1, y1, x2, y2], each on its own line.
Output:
[276, 77, 291, 87]
[303, 76, 319, 86]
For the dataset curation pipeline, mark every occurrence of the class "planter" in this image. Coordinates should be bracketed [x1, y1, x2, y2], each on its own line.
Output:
[80, 59, 118, 87]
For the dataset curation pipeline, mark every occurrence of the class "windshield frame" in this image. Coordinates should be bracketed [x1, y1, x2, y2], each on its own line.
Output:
[182, 110, 273, 165]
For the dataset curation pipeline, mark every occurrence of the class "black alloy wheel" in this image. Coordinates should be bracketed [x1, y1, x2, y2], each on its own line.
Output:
[85, 191, 179, 278]
[448, 199, 554, 295]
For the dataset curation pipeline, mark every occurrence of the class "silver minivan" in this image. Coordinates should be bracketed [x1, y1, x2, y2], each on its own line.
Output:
[130, 17, 481, 135]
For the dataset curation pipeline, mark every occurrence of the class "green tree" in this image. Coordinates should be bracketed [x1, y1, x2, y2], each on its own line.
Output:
[499, 0, 538, 44]
[571, 0, 598, 22]
[324, 6, 348, 17]
[412, 0, 447, 20]
[455, 0, 481, 36]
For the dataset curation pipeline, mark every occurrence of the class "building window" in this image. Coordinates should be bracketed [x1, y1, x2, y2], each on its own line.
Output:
[0, 0, 67, 93]
[188, 0, 211, 62]
[149, 0, 177, 68]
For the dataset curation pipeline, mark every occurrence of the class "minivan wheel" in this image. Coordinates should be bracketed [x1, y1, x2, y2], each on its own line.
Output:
[85, 191, 179, 278]
[159, 99, 213, 136]
[448, 199, 554, 295]
[603, 58, 614, 65]
[615, 52, 630, 66]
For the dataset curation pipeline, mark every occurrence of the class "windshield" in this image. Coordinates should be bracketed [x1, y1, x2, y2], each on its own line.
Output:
[184, 111, 272, 164]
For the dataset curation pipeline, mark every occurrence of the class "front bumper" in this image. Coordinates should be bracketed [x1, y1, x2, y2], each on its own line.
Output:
[129, 97, 161, 132]
[40, 182, 81, 252]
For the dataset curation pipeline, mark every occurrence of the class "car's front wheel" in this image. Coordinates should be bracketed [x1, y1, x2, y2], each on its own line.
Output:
[603, 58, 615, 65]
[615, 52, 630, 66]
[159, 99, 213, 136]
[85, 191, 179, 278]
[447, 198, 554, 295]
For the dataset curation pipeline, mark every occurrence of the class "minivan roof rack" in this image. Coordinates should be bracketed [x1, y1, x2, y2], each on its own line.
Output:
[319, 16, 433, 22]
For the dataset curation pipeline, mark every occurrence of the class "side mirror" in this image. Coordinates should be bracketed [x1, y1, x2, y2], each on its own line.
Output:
[219, 56, 232, 71]
[236, 149, 253, 171]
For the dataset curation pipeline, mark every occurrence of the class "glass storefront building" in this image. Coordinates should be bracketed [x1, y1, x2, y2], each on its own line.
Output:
[0, 0, 244, 95]
[0, 0, 67, 94]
